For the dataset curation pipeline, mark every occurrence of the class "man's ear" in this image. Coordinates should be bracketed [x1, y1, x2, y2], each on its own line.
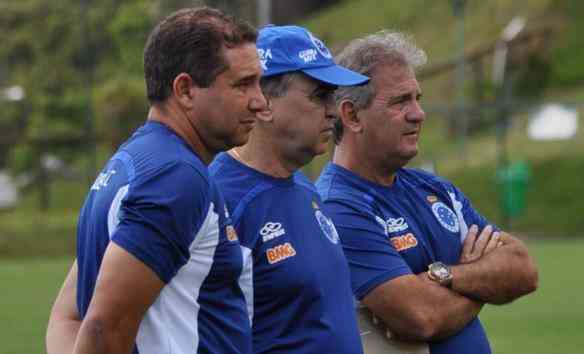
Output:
[172, 73, 197, 109]
[339, 99, 363, 133]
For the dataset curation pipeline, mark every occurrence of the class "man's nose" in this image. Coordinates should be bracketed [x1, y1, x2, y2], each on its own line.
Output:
[248, 85, 268, 112]
[407, 100, 425, 122]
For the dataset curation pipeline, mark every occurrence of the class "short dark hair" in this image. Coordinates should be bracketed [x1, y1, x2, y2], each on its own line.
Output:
[144, 7, 257, 103]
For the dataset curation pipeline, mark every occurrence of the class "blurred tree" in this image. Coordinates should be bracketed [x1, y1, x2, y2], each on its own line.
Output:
[94, 78, 148, 150]
[0, 0, 154, 172]
[0, 0, 267, 174]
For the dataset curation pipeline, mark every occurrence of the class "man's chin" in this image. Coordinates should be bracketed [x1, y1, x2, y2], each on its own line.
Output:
[400, 150, 418, 166]
[314, 141, 331, 156]
[228, 133, 252, 148]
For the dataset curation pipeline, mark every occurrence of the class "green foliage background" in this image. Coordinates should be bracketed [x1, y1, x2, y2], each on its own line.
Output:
[0, 0, 583, 252]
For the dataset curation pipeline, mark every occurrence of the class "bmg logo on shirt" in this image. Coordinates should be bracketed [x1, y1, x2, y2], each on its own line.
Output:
[266, 242, 296, 264]
[390, 233, 418, 252]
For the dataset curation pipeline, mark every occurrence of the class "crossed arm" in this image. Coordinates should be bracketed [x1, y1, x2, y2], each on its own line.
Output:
[363, 225, 538, 341]
[46, 242, 165, 354]
[452, 229, 539, 304]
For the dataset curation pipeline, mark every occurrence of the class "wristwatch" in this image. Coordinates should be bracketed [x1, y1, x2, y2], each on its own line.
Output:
[427, 262, 453, 287]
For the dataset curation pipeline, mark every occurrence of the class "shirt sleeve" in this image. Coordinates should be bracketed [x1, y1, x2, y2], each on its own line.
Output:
[322, 199, 413, 300]
[111, 161, 209, 284]
[233, 207, 257, 250]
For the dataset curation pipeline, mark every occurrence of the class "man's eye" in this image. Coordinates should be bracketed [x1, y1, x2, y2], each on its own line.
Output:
[388, 96, 409, 108]
[310, 89, 332, 103]
[234, 79, 255, 89]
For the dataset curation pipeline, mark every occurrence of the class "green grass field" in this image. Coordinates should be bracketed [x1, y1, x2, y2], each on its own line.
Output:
[0, 239, 582, 354]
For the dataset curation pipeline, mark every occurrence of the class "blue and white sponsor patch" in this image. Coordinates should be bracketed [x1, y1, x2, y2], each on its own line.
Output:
[431, 202, 459, 233]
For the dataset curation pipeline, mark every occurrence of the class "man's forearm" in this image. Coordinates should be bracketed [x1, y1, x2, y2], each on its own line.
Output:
[46, 319, 81, 354]
[410, 273, 484, 340]
[451, 234, 538, 304]
[72, 316, 137, 354]
[46, 261, 81, 354]
[365, 273, 484, 342]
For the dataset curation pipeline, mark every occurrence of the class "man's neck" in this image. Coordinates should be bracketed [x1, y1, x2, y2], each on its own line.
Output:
[333, 143, 397, 187]
[147, 103, 214, 165]
[229, 133, 300, 178]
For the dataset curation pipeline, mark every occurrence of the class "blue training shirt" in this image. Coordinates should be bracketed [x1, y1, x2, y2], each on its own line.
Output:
[316, 162, 492, 354]
[76, 121, 251, 354]
[209, 153, 363, 354]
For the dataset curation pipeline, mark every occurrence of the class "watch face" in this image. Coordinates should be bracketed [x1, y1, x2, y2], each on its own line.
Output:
[436, 266, 449, 278]
[430, 262, 450, 280]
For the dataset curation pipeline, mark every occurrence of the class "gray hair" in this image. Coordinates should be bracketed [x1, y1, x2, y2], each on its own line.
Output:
[260, 72, 303, 99]
[333, 30, 427, 143]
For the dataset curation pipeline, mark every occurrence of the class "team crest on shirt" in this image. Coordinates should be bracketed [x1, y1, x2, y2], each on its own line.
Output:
[313, 201, 339, 244]
[431, 202, 460, 233]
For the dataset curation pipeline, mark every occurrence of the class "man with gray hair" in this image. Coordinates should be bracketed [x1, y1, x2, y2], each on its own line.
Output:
[316, 30, 538, 354]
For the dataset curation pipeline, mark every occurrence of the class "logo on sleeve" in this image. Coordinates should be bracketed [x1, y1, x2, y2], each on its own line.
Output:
[390, 233, 418, 252]
[91, 169, 116, 191]
[266, 242, 296, 264]
[313, 201, 339, 244]
[431, 202, 460, 233]
[260, 222, 286, 242]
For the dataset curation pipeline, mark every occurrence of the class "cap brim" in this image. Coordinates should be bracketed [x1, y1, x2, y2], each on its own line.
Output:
[302, 65, 369, 86]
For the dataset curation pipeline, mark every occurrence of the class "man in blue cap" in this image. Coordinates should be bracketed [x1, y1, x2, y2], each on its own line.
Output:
[209, 25, 369, 353]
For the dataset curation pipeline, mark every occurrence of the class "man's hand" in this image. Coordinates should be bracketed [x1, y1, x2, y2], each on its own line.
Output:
[459, 225, 501, 264]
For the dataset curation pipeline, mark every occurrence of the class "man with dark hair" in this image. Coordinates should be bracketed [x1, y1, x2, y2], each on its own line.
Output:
[316, 30, 538, 354]
[46, 7, 265, 354]
[209, 25, 369, 353]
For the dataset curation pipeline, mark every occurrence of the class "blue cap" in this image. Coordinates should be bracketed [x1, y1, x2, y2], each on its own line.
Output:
[257, 25, 369, 86]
